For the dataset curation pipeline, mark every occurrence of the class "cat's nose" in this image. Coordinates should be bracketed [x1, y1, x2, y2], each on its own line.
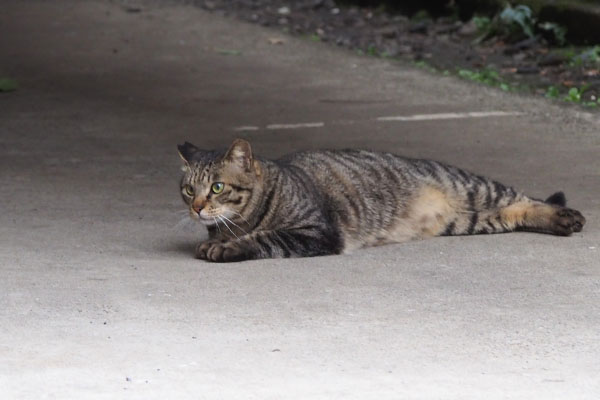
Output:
[192, 199, 205, 214]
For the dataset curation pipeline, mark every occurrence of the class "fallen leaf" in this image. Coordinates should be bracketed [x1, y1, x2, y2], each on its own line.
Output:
[268, 37, 286, 45]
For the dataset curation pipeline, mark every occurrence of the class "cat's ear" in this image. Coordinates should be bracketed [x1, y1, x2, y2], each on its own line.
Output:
[224, 138, 253, 172]
[177, 141, 199, 167]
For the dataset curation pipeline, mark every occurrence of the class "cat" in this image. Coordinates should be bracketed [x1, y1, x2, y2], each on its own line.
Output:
[177, 139, 585, 262]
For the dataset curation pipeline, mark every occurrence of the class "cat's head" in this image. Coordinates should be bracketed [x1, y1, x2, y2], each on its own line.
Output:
[177, 139, 262, 226]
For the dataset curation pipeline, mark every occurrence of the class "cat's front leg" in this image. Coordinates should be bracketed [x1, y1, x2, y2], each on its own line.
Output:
[196, 238, 253, 262]
[197, 228, 341, 262]
[196, 238, 225, 260]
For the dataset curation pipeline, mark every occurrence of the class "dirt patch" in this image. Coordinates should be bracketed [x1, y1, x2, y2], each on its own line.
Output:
[191, 0, 600, 107]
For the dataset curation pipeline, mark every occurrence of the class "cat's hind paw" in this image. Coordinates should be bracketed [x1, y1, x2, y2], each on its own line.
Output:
[551, 207, 586, 236]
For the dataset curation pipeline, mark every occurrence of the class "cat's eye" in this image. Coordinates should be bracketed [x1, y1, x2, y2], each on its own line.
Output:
[183, 185, 194, 196]
[211, 182, 224, 194]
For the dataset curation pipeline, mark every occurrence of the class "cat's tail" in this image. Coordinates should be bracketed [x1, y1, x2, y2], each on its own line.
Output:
[545, 191, 567, 207]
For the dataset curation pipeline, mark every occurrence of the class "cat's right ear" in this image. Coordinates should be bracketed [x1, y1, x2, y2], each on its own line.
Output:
[177, 141, 199, 168]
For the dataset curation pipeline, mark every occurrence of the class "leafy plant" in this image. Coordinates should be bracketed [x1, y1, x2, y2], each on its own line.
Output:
[473, 5, 533, 43]
[458, 67, 510, 90]
[561, 85, 599, 107]
[473, 5, 567, 46]
[414, 60, 437, 73]
[499, 5, 535, 39]
[564, 87, 581, 102]
[561, 48, 577, 62]
[538, 22, 567, 46]
[472, 16, 492, 33]
[543, 85, 598, 107]
[570, 46, 600, 67]
[366, 45, 378, 56]
[499, 82, 510, 91]
[545, 86, 559, 98]
[411, 9, 431, 22]
[0, 78, 18, 92]
[309, 33, 321, 42]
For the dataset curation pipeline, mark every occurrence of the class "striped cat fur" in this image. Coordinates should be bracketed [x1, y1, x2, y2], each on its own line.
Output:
[178, 139, 585, 262]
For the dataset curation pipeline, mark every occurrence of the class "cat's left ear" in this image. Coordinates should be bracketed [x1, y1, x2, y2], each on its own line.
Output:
[177, 141, 200, 167]
[224, 138, 253, 172]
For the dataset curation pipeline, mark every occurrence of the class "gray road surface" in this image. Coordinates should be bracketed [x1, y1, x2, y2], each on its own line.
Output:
[1, 1, 599, 398]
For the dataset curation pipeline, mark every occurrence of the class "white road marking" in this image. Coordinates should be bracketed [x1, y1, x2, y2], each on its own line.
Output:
[233, 126, 260, 131]
[232, 111, 525, 131]
[266, 122, 325, 130]
[377, 111, 525, 122]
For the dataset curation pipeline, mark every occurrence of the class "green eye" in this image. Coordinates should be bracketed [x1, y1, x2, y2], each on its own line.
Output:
[183, 185, 194, 196]
[211, 182, 224, 194]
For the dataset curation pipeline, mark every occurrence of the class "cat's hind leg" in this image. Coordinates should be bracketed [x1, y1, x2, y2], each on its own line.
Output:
[499, 200, 584, 236]
[459, 195, 585, 236]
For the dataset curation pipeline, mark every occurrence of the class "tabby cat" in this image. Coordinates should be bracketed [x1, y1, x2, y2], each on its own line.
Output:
[178, 139, 585, 262]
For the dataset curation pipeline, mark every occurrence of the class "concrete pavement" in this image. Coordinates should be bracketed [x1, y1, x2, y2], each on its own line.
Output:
[0, 0, 599, 398]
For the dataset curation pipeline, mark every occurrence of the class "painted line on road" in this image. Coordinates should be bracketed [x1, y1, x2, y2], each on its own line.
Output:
[233, 126, 260, 131]
[233, 122, 325, 131]
[266, 122, 325, 130]
[232, 111, 525, 132]
[376, 111, 525, 122]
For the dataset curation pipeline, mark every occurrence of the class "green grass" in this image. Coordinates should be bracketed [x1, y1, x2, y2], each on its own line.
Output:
[563, 85, 599, 107]
[569, 46, 600, 67]
[295, 25, 599, 110]
[413, 60, 438, 73]
[545, 84, 599, 107]
[366, 45, 378, 57]
[545, 86, 560, 99]
[408, 60, 598, 109]
[457, 67, 512, 91]
[564, 87, 583, 102]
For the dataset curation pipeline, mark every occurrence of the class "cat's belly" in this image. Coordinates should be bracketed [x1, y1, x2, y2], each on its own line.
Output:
[341, 186, 460, 253]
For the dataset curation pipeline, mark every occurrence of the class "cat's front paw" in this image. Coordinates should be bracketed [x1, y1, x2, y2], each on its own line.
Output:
[196, 240, 250, 262]
[195, 239, 220, 260]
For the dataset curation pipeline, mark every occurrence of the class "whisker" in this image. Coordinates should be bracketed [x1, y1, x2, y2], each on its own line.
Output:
[221, 215, 248, 235]
[172, 217, 190, 231]
[230, 210, 251, 226]
[213, 216, 222, 234]
[172, 216, 202, 233]
[218, 216, 241, 240]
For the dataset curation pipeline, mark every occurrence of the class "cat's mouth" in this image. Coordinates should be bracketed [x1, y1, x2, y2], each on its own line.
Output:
[190, 207, 236, 228]
[191, 211, 219, 227]
[199, 217, 218, 226]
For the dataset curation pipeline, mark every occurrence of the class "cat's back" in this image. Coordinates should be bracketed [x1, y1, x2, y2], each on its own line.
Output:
[279, 148, 416, 187]
[275, 148, 423, 250]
